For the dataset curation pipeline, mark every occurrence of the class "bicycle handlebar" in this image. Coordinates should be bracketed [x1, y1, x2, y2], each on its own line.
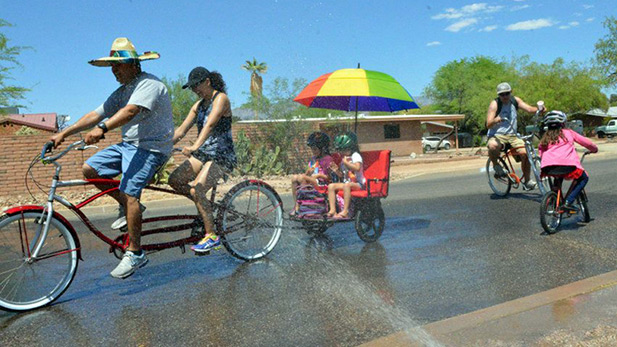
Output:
[41, 142, 54, 159]
[41, 140, 96, 164]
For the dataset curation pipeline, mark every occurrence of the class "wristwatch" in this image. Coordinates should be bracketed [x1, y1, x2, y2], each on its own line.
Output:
[96, 122, 108, 133]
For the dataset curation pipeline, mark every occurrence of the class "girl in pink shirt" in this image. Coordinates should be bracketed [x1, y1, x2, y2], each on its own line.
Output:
[290, 132, 333, 216]
[538, 111, 598, 212]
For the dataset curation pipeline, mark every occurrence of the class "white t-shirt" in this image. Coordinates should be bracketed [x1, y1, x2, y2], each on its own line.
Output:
[95, 72, 174, 155]
[341, 152, 365, 185]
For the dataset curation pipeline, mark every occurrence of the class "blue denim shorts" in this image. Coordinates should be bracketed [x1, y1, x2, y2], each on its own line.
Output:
[85, 143, 168, 197]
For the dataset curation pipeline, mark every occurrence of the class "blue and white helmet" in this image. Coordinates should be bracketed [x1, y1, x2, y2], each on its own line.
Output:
[543, 110, 567, 126]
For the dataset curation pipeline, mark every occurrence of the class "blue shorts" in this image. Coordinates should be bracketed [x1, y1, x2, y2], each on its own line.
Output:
[85, 143, 169, 198]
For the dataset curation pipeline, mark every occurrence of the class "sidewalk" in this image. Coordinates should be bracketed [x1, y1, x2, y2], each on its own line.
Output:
[362, 270, 617, 346]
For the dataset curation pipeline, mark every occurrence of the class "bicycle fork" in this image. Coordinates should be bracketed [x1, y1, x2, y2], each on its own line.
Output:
[525, 141, 548, 195]
[29, 165, 62, 259]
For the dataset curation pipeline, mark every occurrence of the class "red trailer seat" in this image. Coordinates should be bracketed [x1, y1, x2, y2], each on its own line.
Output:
[315, 150, 391, 199]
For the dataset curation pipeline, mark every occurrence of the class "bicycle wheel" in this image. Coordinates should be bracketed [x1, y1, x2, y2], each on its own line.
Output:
[355, 200, 385, 243]
[578, 191, 591, 223]
[216, 181, 283, 261]
[486, 157, 512, 196]
[0, 212, 79, 311]
[540, 192, 562, 234]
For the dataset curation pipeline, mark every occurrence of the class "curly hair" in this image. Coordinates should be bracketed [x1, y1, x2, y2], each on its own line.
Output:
[208, 71, 227, 94]
[539, 124, 567, 149]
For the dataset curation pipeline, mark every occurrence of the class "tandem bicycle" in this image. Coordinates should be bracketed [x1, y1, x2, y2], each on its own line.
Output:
[0, 140, 284, 311]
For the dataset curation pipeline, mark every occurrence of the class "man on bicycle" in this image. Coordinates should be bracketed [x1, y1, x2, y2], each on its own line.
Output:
[50, 37, 174, 279]
[486, 82, 543, 190]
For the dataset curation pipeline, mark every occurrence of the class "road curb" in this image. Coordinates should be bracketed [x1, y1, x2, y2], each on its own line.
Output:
[361, 269, 617, 346]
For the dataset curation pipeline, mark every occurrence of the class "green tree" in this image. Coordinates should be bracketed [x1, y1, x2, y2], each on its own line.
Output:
[514, 58, 608, 124]
[242, 57, 267, 97]
[425, 55, 607, 135]
[594, 16, 617, 87]
[241, 76, 334, 119]
[0, 19, 29, 111]
[161, 74, 197, 126]
[424, 56, 514, 134]
[241, 58, 268, 120]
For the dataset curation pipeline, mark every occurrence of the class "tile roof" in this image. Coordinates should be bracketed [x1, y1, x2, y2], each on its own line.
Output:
[0, 113, 57, 131]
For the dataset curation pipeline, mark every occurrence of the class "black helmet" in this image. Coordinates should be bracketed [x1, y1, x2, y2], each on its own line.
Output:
[333, 131, 358, 151]
[307, 132, 330, 150]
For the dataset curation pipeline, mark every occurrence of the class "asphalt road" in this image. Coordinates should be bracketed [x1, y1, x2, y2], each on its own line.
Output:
[1, 156, 615, 346]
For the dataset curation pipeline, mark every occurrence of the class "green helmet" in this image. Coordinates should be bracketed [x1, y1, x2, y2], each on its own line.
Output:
[333, 132, 357, 150]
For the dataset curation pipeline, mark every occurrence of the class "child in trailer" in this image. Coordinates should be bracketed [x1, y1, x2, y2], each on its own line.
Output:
[538, 110, 598, 213]
[327, 132, 365, 219]
[289, 132, 333, 216]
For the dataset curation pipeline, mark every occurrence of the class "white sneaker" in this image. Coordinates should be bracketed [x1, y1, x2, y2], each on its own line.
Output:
[110, 250, 148, 279]
[111, 203, 147, 230]
[523, 180, 537, 191]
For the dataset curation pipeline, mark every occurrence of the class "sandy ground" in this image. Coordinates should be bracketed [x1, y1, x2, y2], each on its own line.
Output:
[2, 139, 615, 213]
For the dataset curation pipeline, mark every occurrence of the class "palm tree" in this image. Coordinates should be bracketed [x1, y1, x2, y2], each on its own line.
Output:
[241, 58, 268, 97]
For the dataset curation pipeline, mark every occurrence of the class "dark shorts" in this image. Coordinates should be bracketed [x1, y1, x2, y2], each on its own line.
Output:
[192, 150, 236, 172]
[541, 165, 584, 180]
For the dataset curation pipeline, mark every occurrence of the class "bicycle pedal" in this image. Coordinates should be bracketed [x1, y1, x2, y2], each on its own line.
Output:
[195, 250, 211, 256]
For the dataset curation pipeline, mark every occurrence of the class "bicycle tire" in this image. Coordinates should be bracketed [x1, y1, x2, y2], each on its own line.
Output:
[0, 212, 79, 311]
[355, 200, 385, 243]
[486, 157, 512, 196]
[540, 192, 562, 234]
[216, 180, 283, 261]
[578, 191, 591, 223]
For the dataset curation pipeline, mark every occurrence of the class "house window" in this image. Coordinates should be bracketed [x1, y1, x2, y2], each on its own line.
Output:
[384, 124, 400, 139]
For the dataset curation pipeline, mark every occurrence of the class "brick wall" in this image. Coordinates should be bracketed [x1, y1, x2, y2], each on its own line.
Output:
[0, 123, 319, 198]
[1, 119, 424, 198]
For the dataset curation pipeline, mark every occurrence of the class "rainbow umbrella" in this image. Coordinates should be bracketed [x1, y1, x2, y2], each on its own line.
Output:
[294, 68, 419, 132]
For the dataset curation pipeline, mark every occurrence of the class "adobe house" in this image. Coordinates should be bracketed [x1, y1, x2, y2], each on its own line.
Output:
[236, 114, 465, 156]
[0, 113, 58, 135]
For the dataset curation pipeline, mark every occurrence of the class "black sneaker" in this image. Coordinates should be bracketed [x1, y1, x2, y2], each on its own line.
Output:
[562, 202, 579, 214]
[493, 164, 507, 178]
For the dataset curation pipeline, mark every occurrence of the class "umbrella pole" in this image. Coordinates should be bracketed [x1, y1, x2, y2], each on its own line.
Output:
[354, 62, 360, 134]
[354, 105, 358, 134]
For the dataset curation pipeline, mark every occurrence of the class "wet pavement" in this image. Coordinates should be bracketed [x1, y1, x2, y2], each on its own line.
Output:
[1, 156, 616, 346]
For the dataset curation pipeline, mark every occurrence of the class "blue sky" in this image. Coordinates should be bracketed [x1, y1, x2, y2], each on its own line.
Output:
[1, 0, 614, 121]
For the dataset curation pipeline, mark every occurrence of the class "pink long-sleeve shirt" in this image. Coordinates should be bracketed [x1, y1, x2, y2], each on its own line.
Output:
[538, 128, 598, 170]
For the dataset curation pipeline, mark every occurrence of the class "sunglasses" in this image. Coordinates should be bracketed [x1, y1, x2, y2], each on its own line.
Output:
[498, 92, 511, 97]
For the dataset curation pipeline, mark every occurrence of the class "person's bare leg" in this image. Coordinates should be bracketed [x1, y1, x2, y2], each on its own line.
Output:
[125, 194, 143, 252]
[519, 150, 531, 182]
[168, 159, 200, 198]
[487, 138, 501, 166]
[327, 183, 343, 216]
[291, 175, 300, 211]
[190, 162, 224, 236]
[336, 182, 360, 218]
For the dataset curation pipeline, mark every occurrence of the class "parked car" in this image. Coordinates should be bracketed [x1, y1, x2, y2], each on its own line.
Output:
[422, 136, 451, 151]
[595, 119, 617, 138]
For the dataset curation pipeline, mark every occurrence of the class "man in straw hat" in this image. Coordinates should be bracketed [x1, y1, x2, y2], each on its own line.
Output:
[50, 37, 174, 279]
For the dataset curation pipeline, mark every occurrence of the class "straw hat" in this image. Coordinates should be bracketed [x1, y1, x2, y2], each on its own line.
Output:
[88, 37, 160, 67]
